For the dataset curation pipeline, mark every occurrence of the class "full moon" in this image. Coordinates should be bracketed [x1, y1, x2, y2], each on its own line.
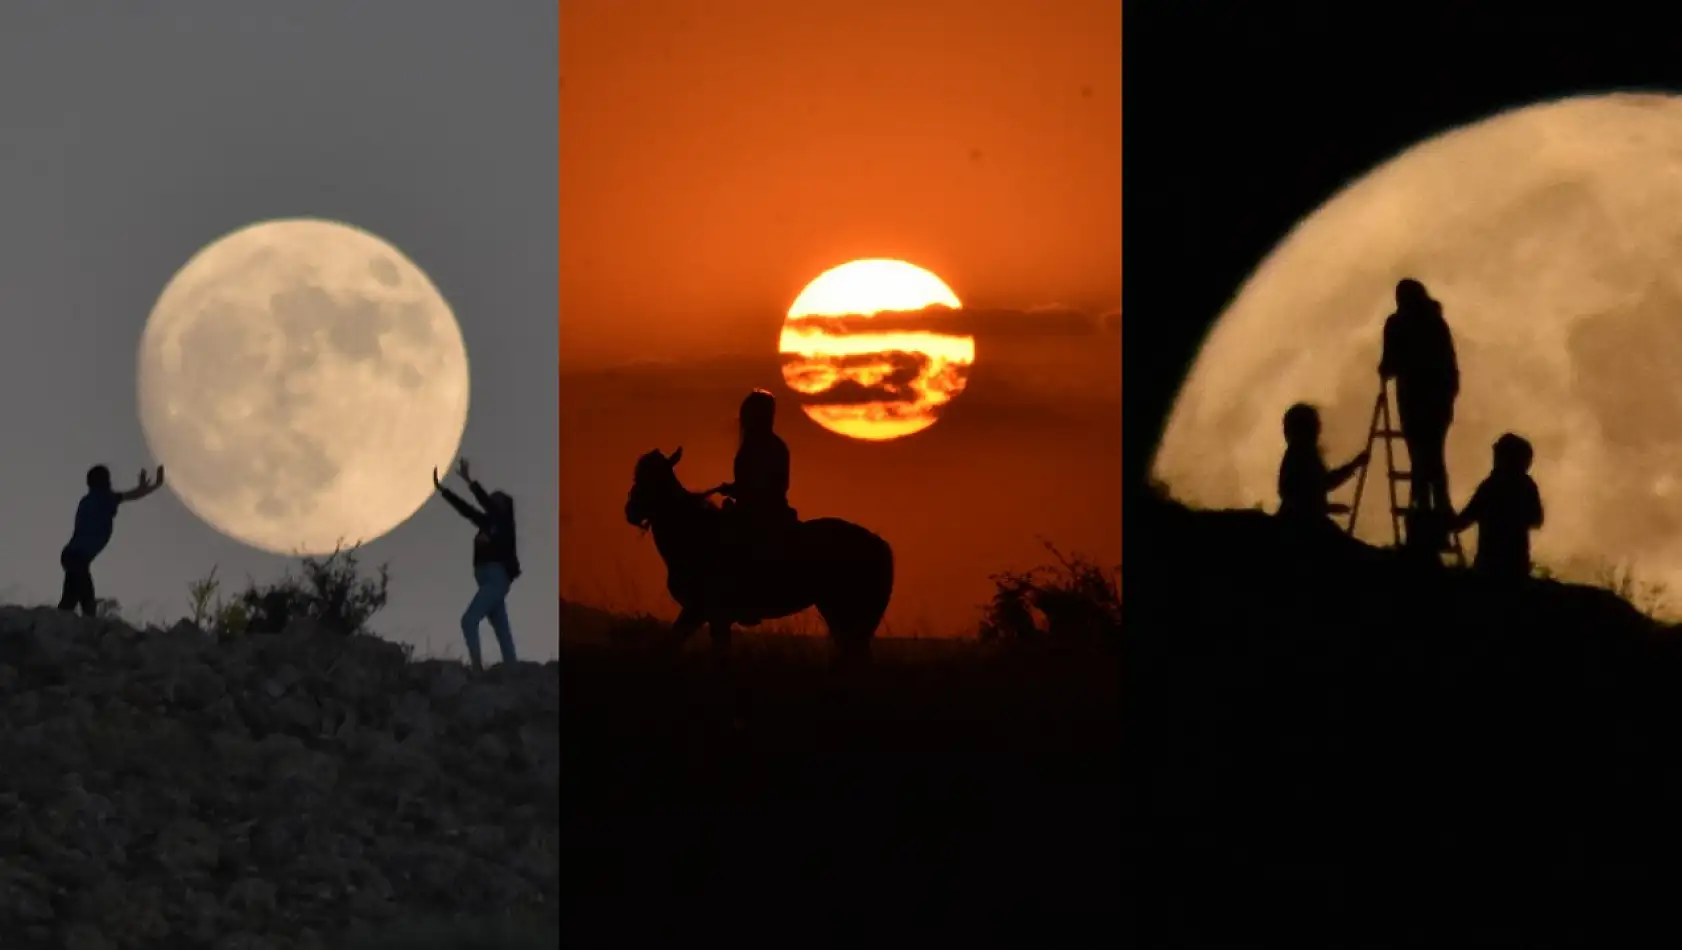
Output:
[138, 218, 470, 555]
[779, 258, 974, 441]
[1153, 93, 1682, 594]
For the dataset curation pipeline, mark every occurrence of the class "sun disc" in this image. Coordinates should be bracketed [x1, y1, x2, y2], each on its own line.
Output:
[779, 259, 973, 441]
[787, 258, 961, 318]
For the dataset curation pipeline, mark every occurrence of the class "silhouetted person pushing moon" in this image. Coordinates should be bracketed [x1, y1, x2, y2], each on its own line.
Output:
[433, 458, 521, 672]
[59, 464, 164, 617]
[1379, 278, 1459, 551]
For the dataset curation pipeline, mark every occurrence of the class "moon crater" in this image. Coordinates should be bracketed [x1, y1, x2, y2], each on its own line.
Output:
[139, 218, 470, 555]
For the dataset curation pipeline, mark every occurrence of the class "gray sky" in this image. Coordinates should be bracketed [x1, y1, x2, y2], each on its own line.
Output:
[0, 2, 558, 659]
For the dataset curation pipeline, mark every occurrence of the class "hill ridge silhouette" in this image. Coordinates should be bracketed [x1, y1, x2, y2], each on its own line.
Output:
[1131, 490, 1682, 941]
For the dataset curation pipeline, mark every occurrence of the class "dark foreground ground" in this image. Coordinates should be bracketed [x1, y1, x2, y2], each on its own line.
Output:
[559, 629, 1120, 944]
[1130, 493, 1682, 946]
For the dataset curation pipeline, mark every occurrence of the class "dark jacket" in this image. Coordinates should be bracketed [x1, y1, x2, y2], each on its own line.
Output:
[1277, 445, 1362, 524]
[1453, 471, 1544, 576]
[1380, 301, 1460, 411]
[727, 431, 792, 517]
[64, 488, 123, 562]
[439, 480, 522, 581]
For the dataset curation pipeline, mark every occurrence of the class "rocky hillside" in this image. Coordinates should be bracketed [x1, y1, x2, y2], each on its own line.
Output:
[0, 607, 558, 950]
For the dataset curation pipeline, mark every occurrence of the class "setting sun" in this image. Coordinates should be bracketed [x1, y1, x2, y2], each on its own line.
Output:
[779, 259, 976, 441]
[787, 259, 962, 317]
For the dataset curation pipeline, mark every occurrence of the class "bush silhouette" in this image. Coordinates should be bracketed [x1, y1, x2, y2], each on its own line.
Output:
[187, 544, 391, 637]
[980, 542, 1119, 644]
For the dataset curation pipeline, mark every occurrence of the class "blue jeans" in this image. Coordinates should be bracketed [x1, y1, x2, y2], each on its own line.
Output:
[462, 562, 516, 668]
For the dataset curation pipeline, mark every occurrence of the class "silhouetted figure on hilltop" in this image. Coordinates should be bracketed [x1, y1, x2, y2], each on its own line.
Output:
[1277, 402, 1369, 538]
[1451, 433, 1544, 580]
[1380, 278, 1460, 552]
[703, 389, 799, 622]
[59, 464, 163, 617]
[434, 458, 521, 671]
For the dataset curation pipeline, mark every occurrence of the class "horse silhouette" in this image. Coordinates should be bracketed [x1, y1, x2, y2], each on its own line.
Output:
[624, 447, 894, 662]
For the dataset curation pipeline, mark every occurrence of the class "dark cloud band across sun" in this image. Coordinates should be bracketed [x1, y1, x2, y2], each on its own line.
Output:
[779, 304, 1114, 440]
[782, 304, 1113, 339]
[779, 259, 971, 441]
[781, 347, 970, 435]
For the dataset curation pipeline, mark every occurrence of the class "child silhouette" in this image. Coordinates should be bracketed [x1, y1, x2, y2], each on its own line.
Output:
[1451, 433, 1543, 579]
[1277, 402, 1368, 533]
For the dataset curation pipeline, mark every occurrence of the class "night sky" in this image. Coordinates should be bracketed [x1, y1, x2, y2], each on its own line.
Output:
[1127, 10, 1682, 939]
[1124, 8, 1682, 502]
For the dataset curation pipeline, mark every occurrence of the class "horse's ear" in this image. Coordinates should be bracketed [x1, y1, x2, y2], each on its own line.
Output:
[667, 446, 684, 466]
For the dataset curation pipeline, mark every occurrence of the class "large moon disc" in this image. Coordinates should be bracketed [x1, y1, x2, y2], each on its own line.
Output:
[1152, 93, 1682, 591]
[138, 218, 470, 555]
[779, 258, 974, 441]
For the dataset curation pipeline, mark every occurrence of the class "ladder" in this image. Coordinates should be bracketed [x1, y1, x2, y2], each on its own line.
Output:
[1344, 381, 1467, 568]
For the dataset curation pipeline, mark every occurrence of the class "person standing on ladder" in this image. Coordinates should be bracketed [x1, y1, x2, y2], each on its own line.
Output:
[1378, 278, 1459, 552]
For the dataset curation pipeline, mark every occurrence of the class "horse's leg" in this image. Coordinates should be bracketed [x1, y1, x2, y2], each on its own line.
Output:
[707, 619, 732, 652]
[830, 631, 871, 670]
[817, 603, 874, 670]
[667, 605, 703, 652]
[699, 622, 733, 672]
[704, 619, 733, 672]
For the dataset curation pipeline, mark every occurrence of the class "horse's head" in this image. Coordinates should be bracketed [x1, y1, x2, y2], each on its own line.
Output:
[625, 446, 686, 530]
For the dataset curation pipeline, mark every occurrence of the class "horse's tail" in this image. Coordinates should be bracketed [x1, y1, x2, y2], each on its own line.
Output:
[805, 518, 895, 646]
[851, 530, 895, 641]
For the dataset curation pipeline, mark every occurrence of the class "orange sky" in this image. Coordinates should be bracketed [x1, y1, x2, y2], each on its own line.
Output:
[559, 355, 1121, 634]
[559, 0, 1119, 634]
[559, 0, 1121, 365]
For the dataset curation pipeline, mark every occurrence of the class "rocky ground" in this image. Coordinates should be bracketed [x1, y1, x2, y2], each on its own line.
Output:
[0, 607, 559, 950]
